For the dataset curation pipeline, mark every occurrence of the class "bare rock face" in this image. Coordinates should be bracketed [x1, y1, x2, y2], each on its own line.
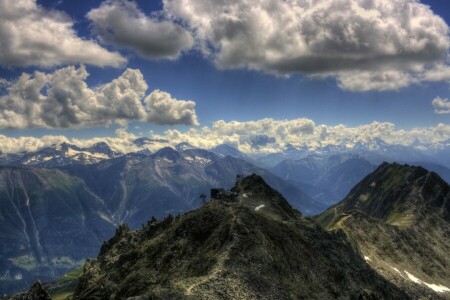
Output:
[73, 175, 407, 299]
[8, 281, 51, 300]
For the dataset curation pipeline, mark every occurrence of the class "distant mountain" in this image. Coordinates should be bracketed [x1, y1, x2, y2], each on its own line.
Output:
[73, 175, 406, 299]
[131, 138, 171, 153]
[132, 137, 169, 147]
[0, 167, 115, 295]
[410, 161, 450, 183]
[318, 163, 450, 299]
[272, 154, 376, 207]
[175, 142, 198, 152]
[211, 144, 248, 159]
[350, 138, 437, 166]
[0, 144, 328, 295]
[244, 137, 443, 169]
[251, 145, 310, 168]
[2, 142, 120, 168]
[430, 141, 450, 169]
[60, 147, 323, 228]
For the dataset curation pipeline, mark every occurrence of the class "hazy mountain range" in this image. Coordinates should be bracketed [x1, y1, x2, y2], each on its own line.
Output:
[65, 167, 449, 299]
[72, 175, 408, 299]
[0, 142, 318, 295]
[0, 138, 449, 296]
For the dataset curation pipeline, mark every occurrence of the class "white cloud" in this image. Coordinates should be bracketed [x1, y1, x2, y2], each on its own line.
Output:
[0, 65, 199, 129]
[0, 128, 140, 154]
[336, 70, 414, 92]
[432, 96, 450, 114]
[163, 0, 450, 91]
[0, 0, 126, 67]
[144, 90, 199, 125]
[150, 119, 450, 154]
[145, 119, 450, 153]
[0, 119, 448, 155]
[87, 0, 194, 60]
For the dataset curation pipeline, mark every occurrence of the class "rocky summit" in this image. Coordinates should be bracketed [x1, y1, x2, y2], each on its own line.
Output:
[6, 281, 51, 300]
[73, 174, 406, 299]
[318, 163, 450, 299]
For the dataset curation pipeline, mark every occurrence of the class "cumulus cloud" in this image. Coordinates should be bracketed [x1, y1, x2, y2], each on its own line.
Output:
[0, 65, 199, 129]
[0, 0, 126, 67]
[144, 90, 199, 125]
[150, 118, 450, 154]
[0, 119, 448, 154]
[87, 0, 194, 60]
[432, 96, 450, 114]
[163, 0, 450, 91]
[0, 128, 141, 154]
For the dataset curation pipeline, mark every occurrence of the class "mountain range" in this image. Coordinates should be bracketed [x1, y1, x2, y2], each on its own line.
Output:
[0, 138, 449, 296]
[0, 144, 319, 295]
[72, 175, 407, 299]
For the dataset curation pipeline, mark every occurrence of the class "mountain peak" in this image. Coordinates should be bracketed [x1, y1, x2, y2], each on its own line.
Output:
[175, 142, 197, 151]
[320, 162, 450, 227]
[73, 174, 406, 299]
[229, 174, 303, 221]
[87, 142, 116, 156]
[152, 147, 181, 161]
[211, 143, 245, 158]
[318, 162, 450, 298]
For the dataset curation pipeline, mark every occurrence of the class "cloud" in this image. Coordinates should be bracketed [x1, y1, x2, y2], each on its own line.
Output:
[0, 128, 141, 154]
[163, 0, 450, 91]
[336, 70, 414, 92]
[87, 0, 194, 60]
[144, 90, 199, 125]
[432, 96, 450, 114]
[0, 0, 126, 67]
[0, 65, 199, 129]
[150, 118, 450, 154]
[0, 119, 448, 155]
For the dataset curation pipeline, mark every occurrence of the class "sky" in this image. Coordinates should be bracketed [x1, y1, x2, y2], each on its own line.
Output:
[0, 0, 449, 153]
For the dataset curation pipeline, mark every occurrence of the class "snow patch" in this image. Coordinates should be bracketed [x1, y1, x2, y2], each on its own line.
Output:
[66, 148, 109, 159]
[358, 194, 369, 201]
[364, 256, 371, 261]
[255, 204, 265, 211]
[405, 271, 423, 284]
[404, 270, 450, 293]
[194, 156, 211, 165]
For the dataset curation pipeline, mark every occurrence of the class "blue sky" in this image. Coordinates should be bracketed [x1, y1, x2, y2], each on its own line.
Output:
[0, 0, 449, 144]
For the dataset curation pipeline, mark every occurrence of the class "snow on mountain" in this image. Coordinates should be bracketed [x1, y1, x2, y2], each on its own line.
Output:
[12, 142, 120, 167]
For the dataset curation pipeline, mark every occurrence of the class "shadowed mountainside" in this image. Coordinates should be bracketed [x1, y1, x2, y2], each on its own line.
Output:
[318, 163, 450, 299]
[73, 175, 406, 299]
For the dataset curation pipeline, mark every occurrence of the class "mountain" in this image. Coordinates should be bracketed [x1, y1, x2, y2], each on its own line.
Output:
[7, 281, 51, 300]
[73, 175, 406, 299]
[175, 142, 198, 152]
[272, 154, 376, 207]
[317, 163, 450, 299]
[132, 138, 171, 153]
[410, 161, 450, 183]
[4, 142, 120, 168]
[0, 167, 115, 295]
[211, 144, 248, 160]
[60, 147, 323, 228]
[0, 146, 324, 295]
